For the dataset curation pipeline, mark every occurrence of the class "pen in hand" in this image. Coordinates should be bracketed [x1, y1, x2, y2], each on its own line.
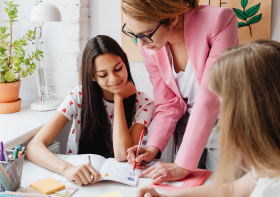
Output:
[88, 155, 93, 180]
[133, 129, 145, 173]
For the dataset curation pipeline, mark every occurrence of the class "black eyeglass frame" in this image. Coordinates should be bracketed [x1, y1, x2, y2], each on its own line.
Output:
[121, 23, 162, 44]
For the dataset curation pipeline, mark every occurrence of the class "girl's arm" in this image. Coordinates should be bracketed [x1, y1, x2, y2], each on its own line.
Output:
[26, 112, 100, 185]
[26, 112, 71, 174]
[113, 81, 146, 161]
[136, 172, 256, 197]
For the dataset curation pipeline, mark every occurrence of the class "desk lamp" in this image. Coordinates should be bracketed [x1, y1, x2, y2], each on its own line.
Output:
[30, 1, 62, 111]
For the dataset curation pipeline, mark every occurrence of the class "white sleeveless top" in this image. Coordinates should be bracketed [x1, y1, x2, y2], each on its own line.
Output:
[167, 45, 199, 114]
[250, 167, 280, 197]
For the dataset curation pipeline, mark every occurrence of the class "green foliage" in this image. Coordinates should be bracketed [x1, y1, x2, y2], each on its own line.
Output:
[0, 1, 44, 83]
[233, 1, 262, 37]
[241, 0, 248, 8]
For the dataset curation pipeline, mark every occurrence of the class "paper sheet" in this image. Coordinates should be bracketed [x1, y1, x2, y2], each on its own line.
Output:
[99, 158, 141, 186]
[95, 191, 125, 197]
[51, 154, 106, 182]
[148, 169, 211, 191]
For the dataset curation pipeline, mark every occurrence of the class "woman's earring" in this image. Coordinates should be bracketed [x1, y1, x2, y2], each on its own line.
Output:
[92, 78, 96, 82]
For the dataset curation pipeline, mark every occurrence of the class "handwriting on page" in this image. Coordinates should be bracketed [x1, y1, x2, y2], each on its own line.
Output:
[100, 166, 137, 182]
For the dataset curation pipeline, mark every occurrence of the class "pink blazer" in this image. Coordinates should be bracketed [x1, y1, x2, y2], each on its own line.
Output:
[139, 5, 239, 170]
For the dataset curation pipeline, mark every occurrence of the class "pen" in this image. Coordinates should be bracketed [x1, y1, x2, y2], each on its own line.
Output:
[133, 129, 145, 173]
[13, 145, 21, 159]
[1, 142, 5, 162]
[4, 191, 50, 196]
[88, 155, 92, 179]
[3, 150, 8, 162]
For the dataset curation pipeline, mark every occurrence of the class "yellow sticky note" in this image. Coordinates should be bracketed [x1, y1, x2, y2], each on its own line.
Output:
[30, 177, 65, 194]
[95, 191, 125, 197]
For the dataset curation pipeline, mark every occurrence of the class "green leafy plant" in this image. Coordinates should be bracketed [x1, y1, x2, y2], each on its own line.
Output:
[0, 1, 43, 83]
[233, 0, 262, 37]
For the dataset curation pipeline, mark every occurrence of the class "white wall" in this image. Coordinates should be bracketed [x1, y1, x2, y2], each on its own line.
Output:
[271, 0, 280, 42]
[0, 0, 90, 103]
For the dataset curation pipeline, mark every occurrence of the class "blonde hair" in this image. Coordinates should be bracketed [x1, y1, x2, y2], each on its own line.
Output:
[121, 0, 199, 27]
[209, 39, 280, 197]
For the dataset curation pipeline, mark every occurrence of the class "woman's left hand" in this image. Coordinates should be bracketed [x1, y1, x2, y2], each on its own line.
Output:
[138, 162, 191, 184]
[114, 81, 136, 100]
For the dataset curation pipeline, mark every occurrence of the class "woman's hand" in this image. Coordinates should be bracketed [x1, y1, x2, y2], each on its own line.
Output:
[114, 81, 136, 100]
[62, 164, 101, 185]
[127, 146, 159, 168]
[139, 162, 191, 184]
[136, 187, 163, 197]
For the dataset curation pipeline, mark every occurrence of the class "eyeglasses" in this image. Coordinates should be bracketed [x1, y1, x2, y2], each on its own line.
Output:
[121, 23, 162, 46]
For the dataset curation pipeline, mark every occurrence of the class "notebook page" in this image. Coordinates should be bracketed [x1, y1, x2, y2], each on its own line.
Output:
[98, 158, 141, 187]
[51, 154, 106, 182]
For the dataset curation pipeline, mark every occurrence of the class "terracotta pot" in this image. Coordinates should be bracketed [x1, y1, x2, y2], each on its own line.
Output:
[0, 98, 22, 114]
[0, 81, 21, 103]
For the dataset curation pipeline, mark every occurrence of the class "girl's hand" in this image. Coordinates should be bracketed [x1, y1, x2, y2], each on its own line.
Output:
[114, 81, 136, 100]
[127, 145, 159, 168]
[136, 187, 163, 197]
[62, 164, 101, 185]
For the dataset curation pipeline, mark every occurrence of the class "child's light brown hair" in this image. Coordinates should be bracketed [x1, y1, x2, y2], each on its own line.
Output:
[121, 0, 199, 28]
[209, 39, 280, 196]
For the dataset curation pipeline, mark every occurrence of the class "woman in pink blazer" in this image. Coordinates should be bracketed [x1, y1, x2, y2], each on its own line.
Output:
[123, 0, 239, 183]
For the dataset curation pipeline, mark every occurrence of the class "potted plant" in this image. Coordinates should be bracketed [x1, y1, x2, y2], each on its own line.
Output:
[0, 1, 43, 114]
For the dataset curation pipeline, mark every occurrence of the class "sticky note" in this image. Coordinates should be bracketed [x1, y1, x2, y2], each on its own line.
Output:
[95, 191, 125, 197]
[30, 177, 65, 194]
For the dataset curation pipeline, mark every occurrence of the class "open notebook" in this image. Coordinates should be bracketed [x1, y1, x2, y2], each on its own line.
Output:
[51, 154, 141, 187]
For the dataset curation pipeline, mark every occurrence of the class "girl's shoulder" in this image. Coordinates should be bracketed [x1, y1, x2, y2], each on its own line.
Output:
[69, 85, 83, 99]
[135, 91, 154, 104]
[57, 85, 83, 120]
[134, 90, 155, 112]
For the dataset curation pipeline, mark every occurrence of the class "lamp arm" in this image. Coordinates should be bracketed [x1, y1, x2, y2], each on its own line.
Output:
[34, 21, 48, 100]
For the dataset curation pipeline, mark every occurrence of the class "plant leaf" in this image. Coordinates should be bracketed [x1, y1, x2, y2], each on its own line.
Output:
[0, 61, 6, 67]
[0, 46, 7, 52]
[2, 66, 10, 70]
[0, 54, 8, 60]
[238, 22, 249, 28]
[24, 59, 30, 65]
[4, 70, 15, 82]
[0, 76, 5, 83]
[233, 8, 247, 20]
[248, 13, 262, 25]
[241, 0, 248, 8]
[245, 3, 261, 18]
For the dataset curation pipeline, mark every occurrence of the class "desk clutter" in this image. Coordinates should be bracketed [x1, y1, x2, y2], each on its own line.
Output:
[0, 153, 211, 196]
[0, 143, 26, 192]
[16, 184, 78, 197]
[51, 155, 142, 187]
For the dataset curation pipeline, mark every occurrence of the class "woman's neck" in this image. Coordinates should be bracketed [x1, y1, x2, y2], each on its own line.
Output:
[168, 24, 185, 47]
[102, 90, 114, 103]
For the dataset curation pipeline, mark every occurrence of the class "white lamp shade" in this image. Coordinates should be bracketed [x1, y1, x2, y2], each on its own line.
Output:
[30, 2, 62, 22]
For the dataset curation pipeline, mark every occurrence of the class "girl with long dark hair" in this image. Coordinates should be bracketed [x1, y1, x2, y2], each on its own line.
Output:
[26, 35, 155, 186]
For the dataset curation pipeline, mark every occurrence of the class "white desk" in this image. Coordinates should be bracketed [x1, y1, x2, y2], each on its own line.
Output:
[0, 103, 71, 154]
[0, 103, 56, 149]
[21, 155, 213, 197]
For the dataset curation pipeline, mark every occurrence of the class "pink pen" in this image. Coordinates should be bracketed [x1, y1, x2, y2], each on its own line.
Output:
[133, 129, 145, 173]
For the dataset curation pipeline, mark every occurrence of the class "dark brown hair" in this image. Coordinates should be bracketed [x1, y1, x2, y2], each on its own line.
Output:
[78, 35, 136, 158]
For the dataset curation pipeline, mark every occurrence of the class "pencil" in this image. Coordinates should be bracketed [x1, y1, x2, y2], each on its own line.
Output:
[88, 155, 92, 180]
[4, 191, 50, 196]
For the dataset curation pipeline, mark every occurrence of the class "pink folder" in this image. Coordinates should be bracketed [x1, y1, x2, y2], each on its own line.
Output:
[148, 169, 211, 191]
